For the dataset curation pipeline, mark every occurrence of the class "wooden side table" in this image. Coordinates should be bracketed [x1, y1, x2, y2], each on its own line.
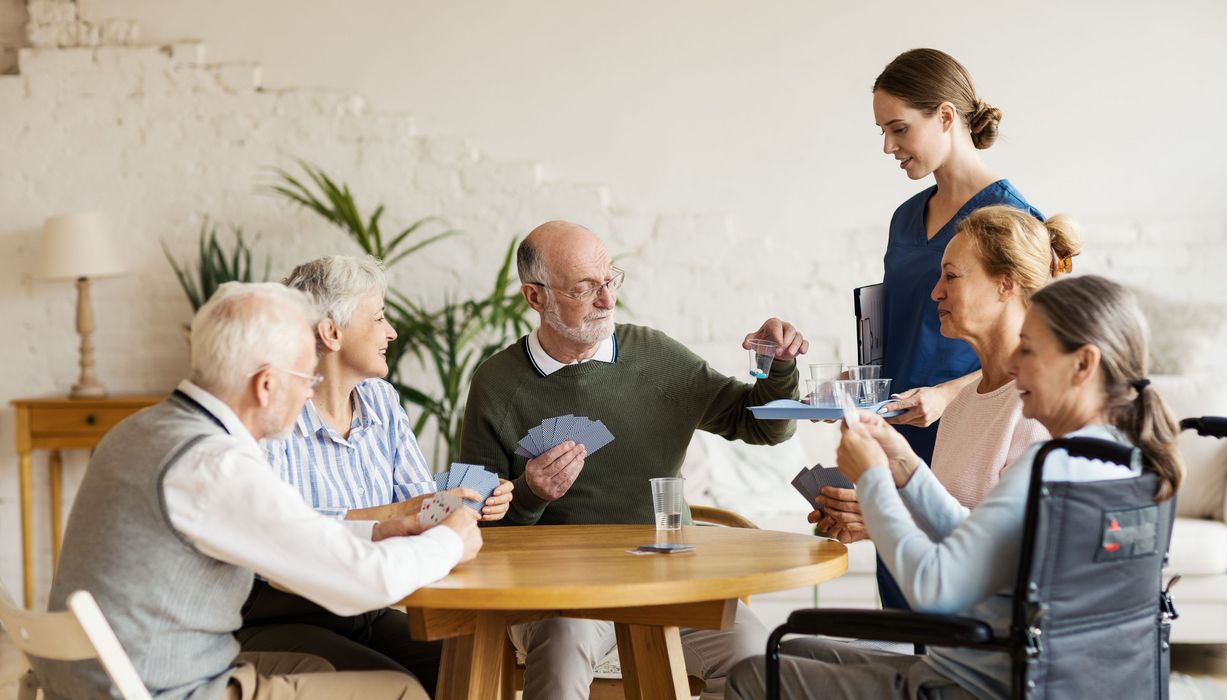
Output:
[11, 395, 163, 608]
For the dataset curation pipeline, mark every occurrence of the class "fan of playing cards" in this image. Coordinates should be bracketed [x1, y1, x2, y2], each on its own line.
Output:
[419, 463, 502, 526]
[515, 414, 615, 459]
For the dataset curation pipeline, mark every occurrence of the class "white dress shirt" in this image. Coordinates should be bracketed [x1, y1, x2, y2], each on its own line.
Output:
[162, 381, 463, 616]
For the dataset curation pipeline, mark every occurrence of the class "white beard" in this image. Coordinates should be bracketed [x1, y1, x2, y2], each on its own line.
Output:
[544, 300, 615, 346]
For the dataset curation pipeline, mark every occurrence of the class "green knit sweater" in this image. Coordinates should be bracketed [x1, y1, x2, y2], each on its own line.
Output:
[458, 323, 798, 525]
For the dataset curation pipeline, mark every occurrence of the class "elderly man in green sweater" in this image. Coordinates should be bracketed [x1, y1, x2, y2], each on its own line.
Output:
[458, 220, 807, 700]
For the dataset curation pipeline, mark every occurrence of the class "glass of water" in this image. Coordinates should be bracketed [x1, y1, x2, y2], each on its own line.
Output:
[650, 477, 684, 542]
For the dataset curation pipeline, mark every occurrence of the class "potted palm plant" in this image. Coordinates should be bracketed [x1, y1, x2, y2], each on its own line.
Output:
[163, 219, 270, 312]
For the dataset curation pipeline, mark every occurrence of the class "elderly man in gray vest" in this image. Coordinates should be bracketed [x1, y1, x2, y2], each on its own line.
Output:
[31, 282, 481, 700]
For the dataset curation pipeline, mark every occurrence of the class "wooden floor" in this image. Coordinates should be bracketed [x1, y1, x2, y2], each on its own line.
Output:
[0, 630, 1224, 699]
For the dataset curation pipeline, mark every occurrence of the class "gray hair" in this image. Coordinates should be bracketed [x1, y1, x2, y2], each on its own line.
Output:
[189, 282, 318, 397]
[516, 239, 549, 286]
[283, 255, 388, 326]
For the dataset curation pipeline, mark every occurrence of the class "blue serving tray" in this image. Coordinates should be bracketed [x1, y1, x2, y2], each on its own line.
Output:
[748, 399, 904, 421]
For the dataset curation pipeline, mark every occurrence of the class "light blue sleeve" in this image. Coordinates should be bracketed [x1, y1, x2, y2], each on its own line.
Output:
[858, 459, 1033, 614]
[895, 462, 969, 541]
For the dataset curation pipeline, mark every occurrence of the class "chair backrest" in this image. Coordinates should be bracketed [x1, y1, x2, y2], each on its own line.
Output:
[0, 581, 151, 700]
[1012, 437, 1175, 699]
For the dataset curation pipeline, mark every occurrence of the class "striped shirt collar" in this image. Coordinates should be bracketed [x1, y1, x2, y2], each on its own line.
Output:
[526, 328, 617, 377]
[295, 383, 385, 440]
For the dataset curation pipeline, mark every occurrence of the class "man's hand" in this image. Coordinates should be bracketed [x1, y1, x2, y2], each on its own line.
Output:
[440, 507, 483, 563]
[808, 487, 869, 544]
[372, 514, 426, 541]
[742, 318, 809, 361]
[480, 480, 514, 522]
[525, 441, 586, 501]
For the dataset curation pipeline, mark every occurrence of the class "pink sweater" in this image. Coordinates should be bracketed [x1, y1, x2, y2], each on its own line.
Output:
[930, 379, 1050, 508]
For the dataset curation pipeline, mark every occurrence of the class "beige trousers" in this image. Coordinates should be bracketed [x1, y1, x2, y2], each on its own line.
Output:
[224, 651, 428, 700]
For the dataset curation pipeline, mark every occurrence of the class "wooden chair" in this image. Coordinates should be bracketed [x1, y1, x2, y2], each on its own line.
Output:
[0, 581, 150, 700]
[507, 505, 758, 699]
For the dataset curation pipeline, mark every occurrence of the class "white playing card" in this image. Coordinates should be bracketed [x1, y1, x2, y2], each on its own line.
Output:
[840, 388, 860, 429]
[420, 491, 463, 526]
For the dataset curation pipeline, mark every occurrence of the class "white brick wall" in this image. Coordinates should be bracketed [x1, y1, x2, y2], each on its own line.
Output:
[2, 3, 1226, 606]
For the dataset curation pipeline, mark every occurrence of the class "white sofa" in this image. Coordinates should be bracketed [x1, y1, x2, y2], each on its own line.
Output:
[684, 372, 1227, 643]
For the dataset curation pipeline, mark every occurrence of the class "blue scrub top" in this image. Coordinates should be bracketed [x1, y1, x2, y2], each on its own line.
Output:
[882, 179, 1043, 463]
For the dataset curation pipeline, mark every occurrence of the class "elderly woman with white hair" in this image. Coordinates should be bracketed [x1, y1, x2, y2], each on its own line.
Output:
[236, 255, 512, 694]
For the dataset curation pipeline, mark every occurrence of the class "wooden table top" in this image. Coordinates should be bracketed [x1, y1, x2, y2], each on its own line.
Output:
[401, 524, 847, 610]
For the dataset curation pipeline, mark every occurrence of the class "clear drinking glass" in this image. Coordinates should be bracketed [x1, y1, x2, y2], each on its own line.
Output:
[650, 477, 684, 535]
[864, 378, 893, 405]
[832, 379, 870, 408]
[748, 340, 777, 379]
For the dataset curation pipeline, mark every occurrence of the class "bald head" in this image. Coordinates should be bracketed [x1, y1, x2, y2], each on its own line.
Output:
[517, 221, 610, 288]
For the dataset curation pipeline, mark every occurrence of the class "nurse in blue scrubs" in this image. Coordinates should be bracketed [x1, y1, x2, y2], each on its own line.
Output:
[821, 48, 1044, 611]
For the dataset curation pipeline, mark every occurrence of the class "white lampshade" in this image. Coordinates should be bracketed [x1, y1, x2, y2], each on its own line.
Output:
[35, 212, 127, 280]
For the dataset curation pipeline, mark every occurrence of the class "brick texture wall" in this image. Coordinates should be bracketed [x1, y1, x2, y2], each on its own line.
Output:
[1, 1, 1224, 605]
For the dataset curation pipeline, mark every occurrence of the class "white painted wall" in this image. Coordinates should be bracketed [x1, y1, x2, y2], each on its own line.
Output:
[1, 0, 1225, 605]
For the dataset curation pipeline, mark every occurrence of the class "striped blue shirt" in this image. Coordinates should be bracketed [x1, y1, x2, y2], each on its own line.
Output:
[264, 378, 435, 517]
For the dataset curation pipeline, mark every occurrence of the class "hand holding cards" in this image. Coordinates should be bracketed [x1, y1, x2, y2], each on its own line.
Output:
[516, 414, 615, 458]
[432, 463, 501, 512]
[791, 463, 853, 513]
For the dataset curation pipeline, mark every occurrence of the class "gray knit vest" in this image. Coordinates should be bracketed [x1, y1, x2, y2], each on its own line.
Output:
[33, 391, 254, 700]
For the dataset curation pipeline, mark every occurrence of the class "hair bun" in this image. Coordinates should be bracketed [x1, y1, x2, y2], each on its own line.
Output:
[969, 100, 1002, 149]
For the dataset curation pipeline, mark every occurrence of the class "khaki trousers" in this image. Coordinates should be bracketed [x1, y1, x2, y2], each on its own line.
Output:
[224, 651, 428, 700]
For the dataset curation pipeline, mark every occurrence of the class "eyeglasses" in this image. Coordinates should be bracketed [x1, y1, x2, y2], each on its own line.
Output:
[247, 365, 324, 389]
[526, 267, 625, 302]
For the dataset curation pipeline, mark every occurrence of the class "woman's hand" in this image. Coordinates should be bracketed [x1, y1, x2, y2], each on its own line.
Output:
[835, 416, 889, 484]
[883, 385, 952, 427]
[479, 480, 514, 522]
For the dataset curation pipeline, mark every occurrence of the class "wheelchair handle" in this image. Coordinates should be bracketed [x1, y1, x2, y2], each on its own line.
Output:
[1041, 436, 1136, 467]
[1180, 417, 1227, 439]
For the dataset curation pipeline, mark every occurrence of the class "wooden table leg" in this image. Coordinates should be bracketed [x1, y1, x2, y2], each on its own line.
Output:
[618, 622, 689, 699]
[436, 611, 507, 700]
[50, 450, 63, 569]
[18, 452, 33, 609]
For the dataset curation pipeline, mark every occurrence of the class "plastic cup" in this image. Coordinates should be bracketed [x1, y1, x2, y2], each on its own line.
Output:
[808, 363, 844, 382]
[864, 378, 893, 405]
[650, 477, 684, 543]
[845, 365, 882, 380]
[832, 379, 871, 408]
[748, 340, 776, 379]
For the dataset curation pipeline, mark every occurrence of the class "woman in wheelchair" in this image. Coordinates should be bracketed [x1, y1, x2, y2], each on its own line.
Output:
[727, 274, 1183, 700]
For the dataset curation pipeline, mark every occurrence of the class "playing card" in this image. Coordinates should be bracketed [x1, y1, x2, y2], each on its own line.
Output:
[549, 414, 578, 450]
[791, 466, 821, 508]
[516, 434, 538, 458]
[541, 417, 559, 449]
[447, 462, 472, 490]
[840, 388, 860, 429]
[582, 420, 614, 454]
[419, 491, 463, 526]
[527, 423, 547, 455]
[433, 471, 448, 492]
[810, 465, 854, 492]
[460, 466, 501, 511]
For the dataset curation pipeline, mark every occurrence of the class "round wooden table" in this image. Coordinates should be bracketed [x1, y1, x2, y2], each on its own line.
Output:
[399, 524, 847, 700]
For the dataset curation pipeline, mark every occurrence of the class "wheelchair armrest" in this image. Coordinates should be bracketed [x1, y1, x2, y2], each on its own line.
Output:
[781, 608, 1000, 648]
[1181, 417, 1227, 439]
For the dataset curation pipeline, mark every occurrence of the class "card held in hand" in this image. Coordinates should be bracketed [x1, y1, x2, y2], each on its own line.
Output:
[419, 491, 463, 526]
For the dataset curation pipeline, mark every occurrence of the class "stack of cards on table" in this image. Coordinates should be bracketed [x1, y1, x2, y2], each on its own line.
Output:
[419, 463, 500, 525]
[515, 414, 615, 459]
[791, 463, 854, 513]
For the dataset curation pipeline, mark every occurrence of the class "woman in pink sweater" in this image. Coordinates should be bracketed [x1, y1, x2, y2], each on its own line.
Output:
[816, 205, 1081, 540]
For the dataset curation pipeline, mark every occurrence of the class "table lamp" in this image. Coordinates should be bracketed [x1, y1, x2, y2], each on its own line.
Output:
[34, 212, 127, 399]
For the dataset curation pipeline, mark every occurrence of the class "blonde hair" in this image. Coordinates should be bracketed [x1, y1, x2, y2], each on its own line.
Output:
[956, 205, 1082, 299]
[873, 48, 1002, 149]
[1030, 276, 1183, 501]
